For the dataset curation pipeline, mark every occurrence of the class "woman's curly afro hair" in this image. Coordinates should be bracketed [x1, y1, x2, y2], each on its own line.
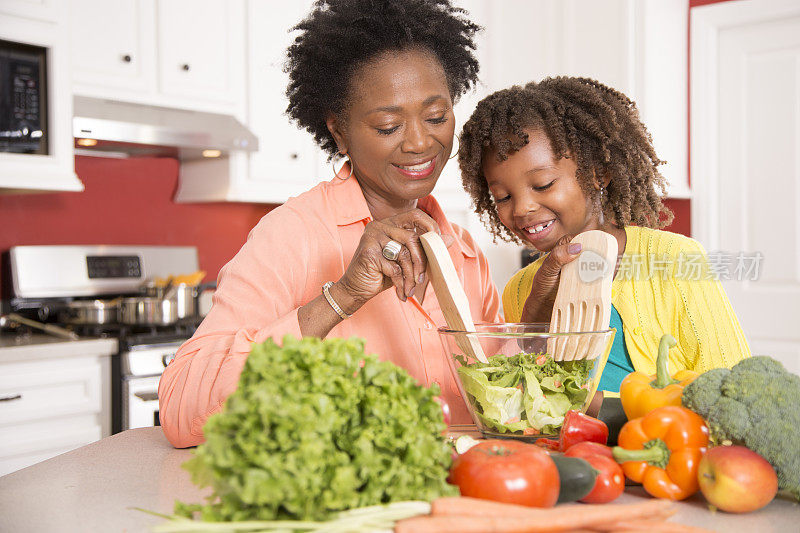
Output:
[459, 76, 673, 243]
[285, 0, 481, 158]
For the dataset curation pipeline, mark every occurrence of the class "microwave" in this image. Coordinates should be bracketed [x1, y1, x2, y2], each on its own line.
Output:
[0, 39, 48, 155]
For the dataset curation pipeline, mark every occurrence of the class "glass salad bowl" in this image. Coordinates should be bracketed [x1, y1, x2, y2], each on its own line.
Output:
[438, 323, 615, 442]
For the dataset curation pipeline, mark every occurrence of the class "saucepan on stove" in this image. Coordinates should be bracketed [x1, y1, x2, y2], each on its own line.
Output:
[60, 299, 120, 325]
[141, 282, 196, 320]
[120, 296, 178, 325]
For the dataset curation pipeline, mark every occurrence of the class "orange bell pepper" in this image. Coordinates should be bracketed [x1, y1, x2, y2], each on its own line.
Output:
[612, 405, 709, 500]
[619, 334, 699, 420]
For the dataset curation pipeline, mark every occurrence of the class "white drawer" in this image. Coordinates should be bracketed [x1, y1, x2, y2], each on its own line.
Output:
[0, 356, 103, 426]
[0, 414, 101, 476]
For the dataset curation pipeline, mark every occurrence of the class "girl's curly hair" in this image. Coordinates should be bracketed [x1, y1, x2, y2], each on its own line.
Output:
[458, 76, 673, 243]
[285, 0, 481, 159]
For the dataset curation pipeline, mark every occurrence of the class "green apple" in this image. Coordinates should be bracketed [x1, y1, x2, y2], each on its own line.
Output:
[697, 445, 778, 513]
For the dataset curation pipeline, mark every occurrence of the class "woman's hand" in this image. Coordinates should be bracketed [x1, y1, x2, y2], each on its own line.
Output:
[332, 209, 442, 313]
[520, 235, 582, 323]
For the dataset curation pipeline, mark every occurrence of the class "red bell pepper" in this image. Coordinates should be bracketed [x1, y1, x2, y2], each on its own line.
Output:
[534, 410, 609, 452]
[560, 410, 609, 451]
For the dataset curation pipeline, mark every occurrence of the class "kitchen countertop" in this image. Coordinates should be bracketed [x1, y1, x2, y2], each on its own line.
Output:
[0, 332, 117, 363]
[0, 427, 797, 532]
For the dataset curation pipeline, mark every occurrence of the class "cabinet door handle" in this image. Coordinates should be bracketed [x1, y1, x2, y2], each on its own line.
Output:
[181, 63, 190, 72]
[0, 394, 22, 402]
[122, 54, 132, 63]
[134, 391, 159, 402]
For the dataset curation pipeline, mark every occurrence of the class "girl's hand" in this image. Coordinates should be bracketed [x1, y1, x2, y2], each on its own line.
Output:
[331, 209, 442, 313]
[520, 234, 583, 323]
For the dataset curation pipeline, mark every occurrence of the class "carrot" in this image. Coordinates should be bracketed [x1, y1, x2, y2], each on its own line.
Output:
[398, 499, 676, 533]
[431, 496, 674, 521]
[592, 520, 714, 533]
[431, 496, 553, 517]
[395, 515, 542, 533]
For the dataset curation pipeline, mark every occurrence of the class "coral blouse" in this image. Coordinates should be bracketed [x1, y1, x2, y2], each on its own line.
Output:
[159, 176, 501, 447]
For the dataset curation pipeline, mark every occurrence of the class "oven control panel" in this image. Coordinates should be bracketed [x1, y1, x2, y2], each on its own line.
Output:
[87, 255, 141, 279]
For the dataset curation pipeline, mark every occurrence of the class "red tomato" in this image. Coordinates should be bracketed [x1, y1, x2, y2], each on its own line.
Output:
[564, 441, 615, 461]
[449, 440, 559, 508]
[580, 455, 625, 504]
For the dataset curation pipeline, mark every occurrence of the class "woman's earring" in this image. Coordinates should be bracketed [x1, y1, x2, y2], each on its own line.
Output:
[331, 152, 354, 180]
[448, 135, 461, 160]
[598, 187, 605, 225]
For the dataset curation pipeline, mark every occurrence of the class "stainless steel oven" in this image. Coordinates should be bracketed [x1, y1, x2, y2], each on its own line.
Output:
[3, 245, 201, 434]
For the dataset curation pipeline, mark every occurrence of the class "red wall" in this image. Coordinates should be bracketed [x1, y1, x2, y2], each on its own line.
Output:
[663, 198, 690, 236]
[0, 156, 273, 285]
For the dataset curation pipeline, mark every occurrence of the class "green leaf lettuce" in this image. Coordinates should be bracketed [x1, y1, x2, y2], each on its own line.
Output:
[178, 336, 456, 522]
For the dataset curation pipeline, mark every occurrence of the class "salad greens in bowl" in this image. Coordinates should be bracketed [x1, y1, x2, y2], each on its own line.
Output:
[439, 323, 614, 440]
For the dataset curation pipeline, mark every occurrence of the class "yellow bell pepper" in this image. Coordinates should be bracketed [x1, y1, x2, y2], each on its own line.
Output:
[619, 334, 699, 420]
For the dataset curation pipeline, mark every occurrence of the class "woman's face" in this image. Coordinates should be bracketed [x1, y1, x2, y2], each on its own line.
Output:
[327, 48, 455, 206]
[482, 129, 600, 252]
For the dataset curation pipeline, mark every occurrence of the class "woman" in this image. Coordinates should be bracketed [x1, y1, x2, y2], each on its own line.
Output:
[158, 0, 500, 448]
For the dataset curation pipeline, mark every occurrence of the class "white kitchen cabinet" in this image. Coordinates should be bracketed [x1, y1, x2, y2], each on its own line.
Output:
[69, 0, 246, 115]
[175, 0, 326, 203]
[239, 0, 327, 202]
[0, 0, 59, 23]
[0, 3, 84, 193]
[157, 0, 244, 107]
[69, 0, 157, 96]
[0, 337, 115, 476]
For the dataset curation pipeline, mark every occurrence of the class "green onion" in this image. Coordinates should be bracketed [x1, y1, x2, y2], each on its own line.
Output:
[136, 501, 431, 533]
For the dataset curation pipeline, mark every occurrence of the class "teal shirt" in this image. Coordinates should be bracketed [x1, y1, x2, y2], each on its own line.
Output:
[598, 305, 635, 393]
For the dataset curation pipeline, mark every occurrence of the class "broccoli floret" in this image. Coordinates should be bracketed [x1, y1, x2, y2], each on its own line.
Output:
[744, 417, 800, 501]
[681, 356, 800, 499]
[681, 367, 729, 417]
[745, 376, 800, 424]
[731, 355, 787, 376]
[720, 370, 772, 404]
[704, 396, 750, 442]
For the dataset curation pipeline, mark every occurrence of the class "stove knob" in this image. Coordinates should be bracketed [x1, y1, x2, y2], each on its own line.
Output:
[38, 306, 51, 321]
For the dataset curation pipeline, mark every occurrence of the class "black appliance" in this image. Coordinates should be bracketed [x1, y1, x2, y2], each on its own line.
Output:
[0, 39, 48, 155]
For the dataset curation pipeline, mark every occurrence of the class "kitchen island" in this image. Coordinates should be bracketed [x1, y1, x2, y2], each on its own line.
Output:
[0, 427, 797, 532]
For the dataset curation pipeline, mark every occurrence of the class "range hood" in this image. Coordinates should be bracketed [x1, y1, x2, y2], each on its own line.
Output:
[72, 96, 258, 161]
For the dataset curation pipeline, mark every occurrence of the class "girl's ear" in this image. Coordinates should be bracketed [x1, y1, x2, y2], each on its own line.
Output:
[325, 113, 348, 154]
[592, 168, 612, 190]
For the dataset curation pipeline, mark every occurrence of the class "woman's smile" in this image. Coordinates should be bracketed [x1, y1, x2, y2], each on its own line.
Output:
[393, 155, 438, 179]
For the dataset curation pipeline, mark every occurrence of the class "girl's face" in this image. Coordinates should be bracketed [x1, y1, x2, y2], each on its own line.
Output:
[482, 129, 600, 252]
[326, 48, 455, 208]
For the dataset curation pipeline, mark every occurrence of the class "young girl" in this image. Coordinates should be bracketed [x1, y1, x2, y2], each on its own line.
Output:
[458, 77, 750, 393]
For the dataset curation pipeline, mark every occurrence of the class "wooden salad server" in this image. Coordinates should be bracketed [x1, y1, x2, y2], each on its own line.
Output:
[548, 230, 618, 361]
[419, 231, 489, 364]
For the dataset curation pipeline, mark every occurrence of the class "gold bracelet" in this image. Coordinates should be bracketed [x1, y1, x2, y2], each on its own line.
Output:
[322, 281, 351, 320]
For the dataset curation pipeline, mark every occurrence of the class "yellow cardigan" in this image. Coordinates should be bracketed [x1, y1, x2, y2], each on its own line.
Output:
[503, 226, 750, 376]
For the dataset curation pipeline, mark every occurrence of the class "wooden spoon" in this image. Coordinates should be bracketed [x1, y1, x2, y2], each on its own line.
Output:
[548, 230, 618, 361]
[419, 231, 488, 363]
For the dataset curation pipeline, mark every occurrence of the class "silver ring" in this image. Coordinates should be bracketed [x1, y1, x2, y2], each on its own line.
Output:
[382, 240, 403, 261]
